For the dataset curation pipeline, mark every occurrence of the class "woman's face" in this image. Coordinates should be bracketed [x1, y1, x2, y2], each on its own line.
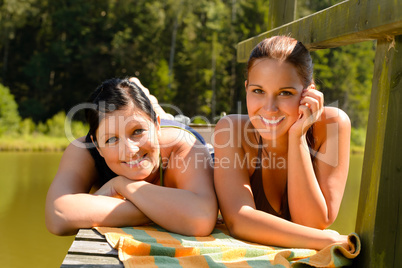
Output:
[246, 58, 304, 141]
[95, 104, 160, 181]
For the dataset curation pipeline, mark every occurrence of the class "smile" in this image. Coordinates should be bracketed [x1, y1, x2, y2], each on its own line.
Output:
[260, 116, 285, 126]
[124, 154, 147, 167]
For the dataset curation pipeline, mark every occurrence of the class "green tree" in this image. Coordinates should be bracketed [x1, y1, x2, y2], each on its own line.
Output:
[0, 83, 21, 135]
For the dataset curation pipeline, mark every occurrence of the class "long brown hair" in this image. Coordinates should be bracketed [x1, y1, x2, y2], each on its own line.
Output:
[246, 36, 316, 150]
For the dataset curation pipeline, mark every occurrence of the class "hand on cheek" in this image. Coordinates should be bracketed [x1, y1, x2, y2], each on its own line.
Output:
[291, 84, 324, 137]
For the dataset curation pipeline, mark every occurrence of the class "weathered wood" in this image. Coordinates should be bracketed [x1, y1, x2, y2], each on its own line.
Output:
[67, 240, 118, 257]
[61, 254, 122, 267]
[354, 35, 402, 268]
[237, 0, 402, 62]
[61, 229, 123, 267]
[267, 0, 297, 29]
[75, 229, 106, 242]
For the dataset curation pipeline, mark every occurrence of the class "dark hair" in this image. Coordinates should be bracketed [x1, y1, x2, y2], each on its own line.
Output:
[247, 36, 316, 150]
[247, 36, 313, 89]
[85, 78, 157, 143]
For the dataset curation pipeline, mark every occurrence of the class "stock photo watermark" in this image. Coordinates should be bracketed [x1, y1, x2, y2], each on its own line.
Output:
[64, 100, 341, 169]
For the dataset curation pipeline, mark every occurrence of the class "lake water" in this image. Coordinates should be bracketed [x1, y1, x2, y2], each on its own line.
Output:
[0, 152, 363, 267]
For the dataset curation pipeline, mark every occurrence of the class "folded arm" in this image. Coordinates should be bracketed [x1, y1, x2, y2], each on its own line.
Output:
[100, 137, 218, 236]
[45, 138, 151, 236]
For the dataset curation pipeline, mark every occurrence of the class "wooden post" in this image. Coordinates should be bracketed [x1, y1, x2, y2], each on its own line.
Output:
[268, 0, 297, 29]
[355, 35, 402, 268]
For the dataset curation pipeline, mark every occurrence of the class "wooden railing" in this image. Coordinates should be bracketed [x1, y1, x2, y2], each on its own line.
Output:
[237, 1, 402, 267]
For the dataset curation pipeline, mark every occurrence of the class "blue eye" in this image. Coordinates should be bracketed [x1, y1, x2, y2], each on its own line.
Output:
[106, 137, 118, 144]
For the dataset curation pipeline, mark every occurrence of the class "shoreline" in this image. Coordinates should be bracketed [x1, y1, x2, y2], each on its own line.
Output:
[0, 136, 365, 154]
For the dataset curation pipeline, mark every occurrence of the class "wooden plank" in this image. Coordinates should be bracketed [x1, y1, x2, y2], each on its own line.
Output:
[237, 0, 402, 62]
[75, 229, 107, 242]
[354, 35, 402, 267]
[61, 254, 122, 267]
[67, 240, 118, 257]
[267, 0, 297, 29]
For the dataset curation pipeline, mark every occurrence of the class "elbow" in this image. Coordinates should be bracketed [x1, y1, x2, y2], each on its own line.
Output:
[188, 210, 218, 236]
[295, 215, 335, 230]
[188, 217, 215, 237]
[46, 215, 78, 236]
[184, 206, 218, 236]
[221, 214, 243, 239]
[45, 205, 78, 236]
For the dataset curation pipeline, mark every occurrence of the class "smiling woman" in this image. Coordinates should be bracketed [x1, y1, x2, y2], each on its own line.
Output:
[45, 78, 217, 237]
[213, 36, 352, 250]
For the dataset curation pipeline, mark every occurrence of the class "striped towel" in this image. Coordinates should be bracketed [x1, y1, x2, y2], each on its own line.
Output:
[95, 223, 360, 268]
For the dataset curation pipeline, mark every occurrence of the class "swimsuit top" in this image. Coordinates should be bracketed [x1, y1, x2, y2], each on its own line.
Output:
[85, 119, 206, 187]
[249, 137, 291, 221]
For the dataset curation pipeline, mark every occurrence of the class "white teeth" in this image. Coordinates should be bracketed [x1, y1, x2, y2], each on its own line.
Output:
[126, 156, 144, 165]
[261, 116, 284, 125]
[127, 160, 140, 165]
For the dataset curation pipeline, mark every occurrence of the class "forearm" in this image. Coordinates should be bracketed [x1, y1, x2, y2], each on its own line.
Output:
[287, 135, 329, 228]
[46, 193, 151, 236]
[116, 179, 217, 236]
[230, 207, 342, 250]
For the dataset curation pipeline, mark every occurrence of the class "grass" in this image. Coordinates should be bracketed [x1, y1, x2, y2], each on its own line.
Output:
[1, 133, 366, 155]
[0, 135, 71, 152]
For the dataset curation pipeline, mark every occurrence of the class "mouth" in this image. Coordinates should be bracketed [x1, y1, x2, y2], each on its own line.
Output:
[124, 153, 147, 167]
[260, 115, 285, 126]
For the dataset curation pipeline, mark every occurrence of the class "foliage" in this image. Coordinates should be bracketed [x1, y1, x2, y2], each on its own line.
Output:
[0, 83, 21, 136]
[0, 0, 374, 135]
[351, 127, 367, 147]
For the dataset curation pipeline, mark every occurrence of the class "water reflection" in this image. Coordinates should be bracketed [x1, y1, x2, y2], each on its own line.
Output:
[0, 152, 74, 268]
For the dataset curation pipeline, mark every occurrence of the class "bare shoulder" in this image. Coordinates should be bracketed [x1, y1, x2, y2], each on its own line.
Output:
[214, 114, 259, 159]
[215, 114, 249, 130]
[313, 107, 351, 150]
[53, 137, 98, 192]
[214, 114, 253, 144]
[159, 126, 199, 149]
[315, 107, 351, 131]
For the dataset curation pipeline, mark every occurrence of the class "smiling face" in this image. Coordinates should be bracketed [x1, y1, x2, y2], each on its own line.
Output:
[94, 104, 161, 181]
[246, 58, 304, 141]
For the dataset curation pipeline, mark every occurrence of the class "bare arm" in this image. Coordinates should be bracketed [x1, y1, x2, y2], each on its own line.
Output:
[213, 115, 348, 250]
[45, 138, 151, 236]
[288, 94, 351, 228]
[97, 132, 217, 236]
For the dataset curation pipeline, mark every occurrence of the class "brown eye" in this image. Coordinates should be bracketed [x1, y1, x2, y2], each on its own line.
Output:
[279, 91, 293, 96]
[252, 88, 264, 94]
[133, 129, 146, 135]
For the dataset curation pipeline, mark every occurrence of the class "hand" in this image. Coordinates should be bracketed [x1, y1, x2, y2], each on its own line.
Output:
[289, 84, 324, 138]
[129, 77, 172, 119]
[324, 230, 350, 251]
[94, 176, 125, 199]
[129, 77, 150, 96]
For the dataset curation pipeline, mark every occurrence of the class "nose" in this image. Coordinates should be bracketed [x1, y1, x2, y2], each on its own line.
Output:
[119, 138, 140, 160]
[263, 95, 278, 112]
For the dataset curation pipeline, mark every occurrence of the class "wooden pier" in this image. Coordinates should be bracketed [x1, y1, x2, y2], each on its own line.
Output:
[61, 229, 122, 267]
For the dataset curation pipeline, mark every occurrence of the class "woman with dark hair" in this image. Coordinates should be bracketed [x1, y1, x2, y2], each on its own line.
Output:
[46, 78, 217, 236]
[213, 36, 351, 250]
